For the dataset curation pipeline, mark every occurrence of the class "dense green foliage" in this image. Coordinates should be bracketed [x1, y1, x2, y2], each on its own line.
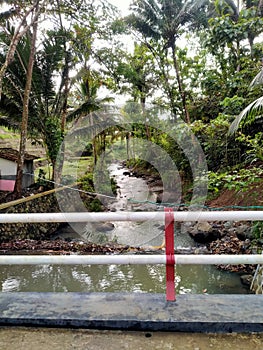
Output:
[0, 0, 262, 201]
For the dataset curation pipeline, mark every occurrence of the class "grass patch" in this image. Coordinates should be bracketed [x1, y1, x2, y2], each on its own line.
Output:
[0, 126, 20, 139]
[0, 133, 19, 139]
[35, 156, 94, 182]
[62, 157, 93, 178]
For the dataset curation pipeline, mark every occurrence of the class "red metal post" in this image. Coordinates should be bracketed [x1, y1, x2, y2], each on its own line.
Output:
[165, 207, 176, 301]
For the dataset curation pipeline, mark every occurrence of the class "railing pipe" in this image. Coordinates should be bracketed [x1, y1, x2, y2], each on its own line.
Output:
[0, 254, 263, 265]
[0, 211, 263, 223]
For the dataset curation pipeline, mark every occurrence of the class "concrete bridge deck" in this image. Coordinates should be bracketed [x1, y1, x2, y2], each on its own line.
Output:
[0, 292, 262, 333]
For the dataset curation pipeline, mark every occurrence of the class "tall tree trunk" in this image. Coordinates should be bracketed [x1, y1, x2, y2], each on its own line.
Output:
[13, 5, 39, 197]
[126, 132, 130, 161]
[90, 112, 98, 165]
[0, 2, 41, 99]
[149, 44, 178, 120]
[53, 0, 71, 183]
[54, 50, 70, 183]
[140, 95, 150, 140]
[171, 43, 190, 124]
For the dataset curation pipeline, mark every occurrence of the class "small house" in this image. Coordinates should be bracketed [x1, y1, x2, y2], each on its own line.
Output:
[0, 148, 37, 191]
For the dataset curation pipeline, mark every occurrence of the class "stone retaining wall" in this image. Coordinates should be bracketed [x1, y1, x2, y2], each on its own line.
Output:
[0, 192, 61, 242]
[0, 186, 99, 242]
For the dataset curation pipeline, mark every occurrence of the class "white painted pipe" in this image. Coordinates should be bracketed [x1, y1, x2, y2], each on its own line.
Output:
[0, 255, 262, 265]
[0, 211, 263, 223]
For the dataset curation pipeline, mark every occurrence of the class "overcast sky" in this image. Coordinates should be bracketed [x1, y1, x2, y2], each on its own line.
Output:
[108, 0, 131, 15]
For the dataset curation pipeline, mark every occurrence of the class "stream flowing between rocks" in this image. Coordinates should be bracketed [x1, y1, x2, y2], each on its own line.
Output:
[0, 163, 249, 294]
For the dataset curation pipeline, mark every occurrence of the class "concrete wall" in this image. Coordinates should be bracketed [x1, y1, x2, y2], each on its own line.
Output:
[22, 161, 35, 188]
[0, 158, 35, 188]
[0, 158, 17, 176]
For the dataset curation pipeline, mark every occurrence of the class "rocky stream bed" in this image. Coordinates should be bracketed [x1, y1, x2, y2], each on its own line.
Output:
[0, 162, 261, 289]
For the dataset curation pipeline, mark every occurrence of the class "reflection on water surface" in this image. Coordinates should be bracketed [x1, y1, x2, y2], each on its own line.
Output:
[0, 263, 249, 294]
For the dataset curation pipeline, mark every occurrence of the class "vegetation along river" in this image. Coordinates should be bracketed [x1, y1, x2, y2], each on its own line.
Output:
[0, 163, 249, 294]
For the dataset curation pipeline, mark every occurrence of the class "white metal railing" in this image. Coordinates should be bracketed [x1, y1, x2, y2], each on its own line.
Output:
[1, 210, 263, 300]
[1, 210, 263, 222]
[0, 211, 263, 266]
[0, 254, 263, 265]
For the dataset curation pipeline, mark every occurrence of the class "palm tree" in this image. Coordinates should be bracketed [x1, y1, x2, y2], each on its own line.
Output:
[67, 68, 114, 165]
[0, 1, 44, 196]
[229, 67, 263, 134]
[0, 2, 20, 21]
[127, 0, 208, 123]
[0, 1, 43, 99]
[0, 26, 73, 183]
[0, 1, 119, 189]
[14, 2, 40, 195]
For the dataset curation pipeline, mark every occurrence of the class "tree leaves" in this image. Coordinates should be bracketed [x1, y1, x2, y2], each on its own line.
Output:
[229, 96, 263, 134]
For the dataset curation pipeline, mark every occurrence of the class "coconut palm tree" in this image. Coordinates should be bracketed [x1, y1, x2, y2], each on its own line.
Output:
[0, 1, 120, 191]
[13, 2, 40, 195]
[67, 68, 114, 165]
[127, 0, 208, 123]
[0, 27, 115, 179]
[0, 2, 20, 21]
[0, 26, 72, 183]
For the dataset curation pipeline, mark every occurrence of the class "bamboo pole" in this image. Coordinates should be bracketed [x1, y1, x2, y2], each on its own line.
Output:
[0, 184, 79, 211]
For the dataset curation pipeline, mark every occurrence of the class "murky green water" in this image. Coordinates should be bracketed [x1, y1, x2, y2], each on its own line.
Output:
[0, 263, 248, 294]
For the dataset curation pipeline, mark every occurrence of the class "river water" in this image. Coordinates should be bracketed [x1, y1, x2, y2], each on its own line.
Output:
[0, 163, 249, 294]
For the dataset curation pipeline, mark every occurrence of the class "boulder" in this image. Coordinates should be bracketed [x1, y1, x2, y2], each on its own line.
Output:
[235, 224, 253, 241]
[240, 274, 253, 286]
[188, 222, 221, 243]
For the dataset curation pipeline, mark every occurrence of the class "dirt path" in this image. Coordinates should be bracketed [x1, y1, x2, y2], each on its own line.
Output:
[1, 328, 263, 350]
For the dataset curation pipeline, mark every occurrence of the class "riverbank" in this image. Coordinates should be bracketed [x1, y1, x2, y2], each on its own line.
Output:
[0, 238, 208, 256]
